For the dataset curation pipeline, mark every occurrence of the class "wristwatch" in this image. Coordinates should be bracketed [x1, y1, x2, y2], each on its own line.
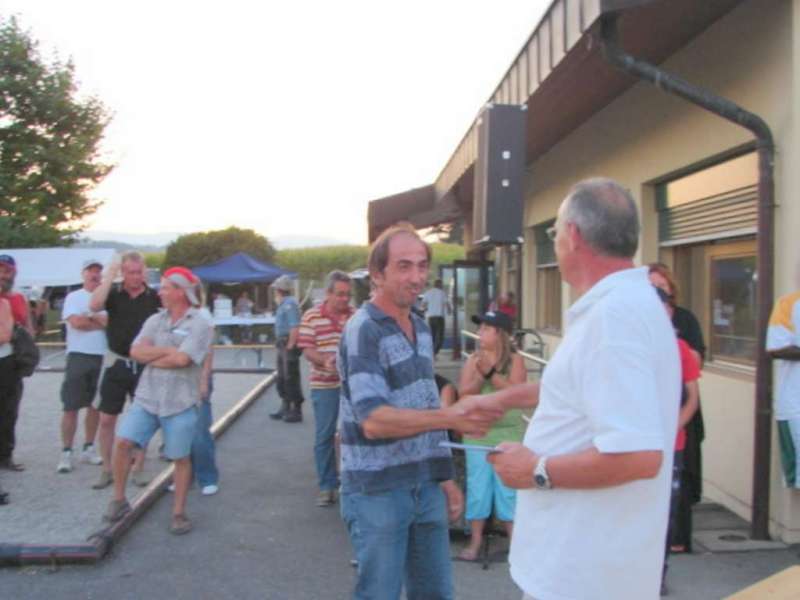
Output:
[533, 456, 552, 490]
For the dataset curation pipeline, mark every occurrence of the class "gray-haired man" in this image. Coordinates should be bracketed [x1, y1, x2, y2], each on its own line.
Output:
[481, 178, 681, 600]
[297, 271, 354, 506]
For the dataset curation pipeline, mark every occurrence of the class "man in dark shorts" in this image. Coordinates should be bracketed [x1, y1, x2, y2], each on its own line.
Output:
[89, 251, 160, 489]
[57, 259, 108, 474]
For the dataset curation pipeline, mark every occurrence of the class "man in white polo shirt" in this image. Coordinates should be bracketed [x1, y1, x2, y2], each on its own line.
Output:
[422, 278, 450, 358]
[57, 259, 108, 474]
[477, 178, 680, 600]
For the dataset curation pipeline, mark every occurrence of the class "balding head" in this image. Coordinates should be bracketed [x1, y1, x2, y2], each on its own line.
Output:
[562, 178, 640, 258]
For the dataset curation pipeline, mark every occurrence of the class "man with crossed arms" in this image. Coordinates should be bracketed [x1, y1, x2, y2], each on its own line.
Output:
[103, 267, 211, 535]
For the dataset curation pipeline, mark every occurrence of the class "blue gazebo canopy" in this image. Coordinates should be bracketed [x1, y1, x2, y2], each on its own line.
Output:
[192, 252, 295, 284]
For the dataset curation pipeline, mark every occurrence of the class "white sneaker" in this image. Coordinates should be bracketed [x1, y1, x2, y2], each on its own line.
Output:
[167, 483, 175, 492]
[201, 484, 219, 496]
[80, 445, 103, 465]
[57, 450, 73, 473]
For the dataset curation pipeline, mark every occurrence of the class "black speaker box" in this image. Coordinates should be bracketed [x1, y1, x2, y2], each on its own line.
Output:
[472, 103, 527, 246]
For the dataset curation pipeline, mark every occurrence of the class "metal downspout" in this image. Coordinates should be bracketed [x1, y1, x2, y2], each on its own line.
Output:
[598, 13, 776, 540]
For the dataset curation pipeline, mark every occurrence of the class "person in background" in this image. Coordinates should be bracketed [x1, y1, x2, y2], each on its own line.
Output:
[421, 279, 450, 358]
[456, 310, 526, 561]
[57, 259, 107, 474]
[0, 254, 33, 472]
[235, 291, 254, 316]
[766, 260, 800, 490]
[655, 286, 700, 595]
[168, 293, 219, 496]
[648, 262, 706, 553]
[0, 293, 18, 479]
[0, 297, 11, 503]
[270, 275, 305, 423]
[90, 251, 161, 489]
[297, 270, 354, 507]
[496, 291, 518, 322]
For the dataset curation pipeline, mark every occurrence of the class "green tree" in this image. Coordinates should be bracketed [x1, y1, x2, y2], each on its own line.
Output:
[143, 251, 165, 270]
[275, 245, 368, 284]
[429, 219, 464, 245]
[0, 17, 113, 247]
[163, 226, 276, 269]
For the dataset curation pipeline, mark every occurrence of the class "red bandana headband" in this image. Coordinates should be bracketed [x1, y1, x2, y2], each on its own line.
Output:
[163, 267, 200, 306]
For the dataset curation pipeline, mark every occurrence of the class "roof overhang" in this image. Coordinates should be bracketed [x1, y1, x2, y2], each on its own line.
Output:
[366, 0, 745, 239]
[367, 185, 461, 242]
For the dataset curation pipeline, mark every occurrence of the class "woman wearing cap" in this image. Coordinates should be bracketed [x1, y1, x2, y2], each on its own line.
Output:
[456, 310, 526, 561]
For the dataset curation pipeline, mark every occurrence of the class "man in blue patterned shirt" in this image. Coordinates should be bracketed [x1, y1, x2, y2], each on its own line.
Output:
[338, 224, 501, 600]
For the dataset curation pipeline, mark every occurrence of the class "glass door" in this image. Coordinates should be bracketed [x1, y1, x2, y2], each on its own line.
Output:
[447, 260, 495, 357]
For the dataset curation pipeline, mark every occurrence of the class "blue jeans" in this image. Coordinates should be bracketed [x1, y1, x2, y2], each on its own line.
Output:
[191, 399, 219, 487]
[340, 482, 453, 600]
[311, 387, 340, 491]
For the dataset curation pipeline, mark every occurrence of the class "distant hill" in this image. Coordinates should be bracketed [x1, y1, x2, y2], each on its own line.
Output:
[271, 235, 352, 249]
[75, 239, 165, 253]
[80, 231, 181, 249]
[80, 231, 351, 250]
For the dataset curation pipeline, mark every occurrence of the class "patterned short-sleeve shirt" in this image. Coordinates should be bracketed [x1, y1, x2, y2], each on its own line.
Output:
[132, 308, 213, 417]
[337, 302, 453, 494]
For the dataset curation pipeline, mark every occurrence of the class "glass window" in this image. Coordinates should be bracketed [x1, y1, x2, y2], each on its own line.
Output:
[536, 266, 562, 332]
[533, 220, 561, 332]
[670, 238, 757, 365]
[709, 253, 757, 363]
[664, 152, 757, 209]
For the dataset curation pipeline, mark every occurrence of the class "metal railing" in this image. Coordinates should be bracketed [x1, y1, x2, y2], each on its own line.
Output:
[31, 341, 276, 373]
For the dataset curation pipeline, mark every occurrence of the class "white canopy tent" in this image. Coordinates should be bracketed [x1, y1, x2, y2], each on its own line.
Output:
[0, 247, 117, 293]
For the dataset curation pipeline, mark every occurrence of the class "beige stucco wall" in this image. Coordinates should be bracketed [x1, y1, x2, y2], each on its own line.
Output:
[520, 0, 800, 541]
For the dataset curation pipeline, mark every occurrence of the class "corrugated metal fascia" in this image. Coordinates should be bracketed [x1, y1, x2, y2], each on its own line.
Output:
[433, 0, 614, 200]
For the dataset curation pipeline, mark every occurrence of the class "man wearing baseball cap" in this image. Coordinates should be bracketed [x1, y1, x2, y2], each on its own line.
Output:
[0, 254, 34, 471]
[104, 266, 212, 535]
[56, 259, 108, 474]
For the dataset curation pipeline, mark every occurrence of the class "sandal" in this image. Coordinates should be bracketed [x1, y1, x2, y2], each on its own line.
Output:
[455, 548, 480, 562]
[169, 513, 193, 535]
[103, 498, 131, 523]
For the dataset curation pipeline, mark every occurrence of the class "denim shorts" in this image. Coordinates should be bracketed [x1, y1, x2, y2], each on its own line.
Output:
[117, 403, 198, 460]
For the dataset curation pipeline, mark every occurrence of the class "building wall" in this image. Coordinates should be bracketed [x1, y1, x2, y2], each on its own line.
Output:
[520, 0, 800, 541]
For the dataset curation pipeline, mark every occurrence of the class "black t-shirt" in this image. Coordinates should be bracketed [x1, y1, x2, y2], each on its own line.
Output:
[105, 285, 161, 357]
[672, 306, 706, 361]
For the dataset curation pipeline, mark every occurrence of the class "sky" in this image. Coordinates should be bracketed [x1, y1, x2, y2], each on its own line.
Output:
[2, 1, 550, 245]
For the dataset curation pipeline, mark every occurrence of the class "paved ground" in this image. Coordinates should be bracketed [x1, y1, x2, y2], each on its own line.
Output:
[0, 357, 798, 599]
[0, 369, 267, 545]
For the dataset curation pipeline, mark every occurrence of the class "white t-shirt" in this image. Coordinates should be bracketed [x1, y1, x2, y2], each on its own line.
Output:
[766, 291, 800, 420]
[509, 267, 680, 600]
[62, 288, 107, 356]
[422, 287, 448, 317]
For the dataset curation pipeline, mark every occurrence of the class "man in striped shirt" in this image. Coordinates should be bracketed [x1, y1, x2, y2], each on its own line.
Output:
[298, 270, 355, 507]
[338, 224, 501, 600]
